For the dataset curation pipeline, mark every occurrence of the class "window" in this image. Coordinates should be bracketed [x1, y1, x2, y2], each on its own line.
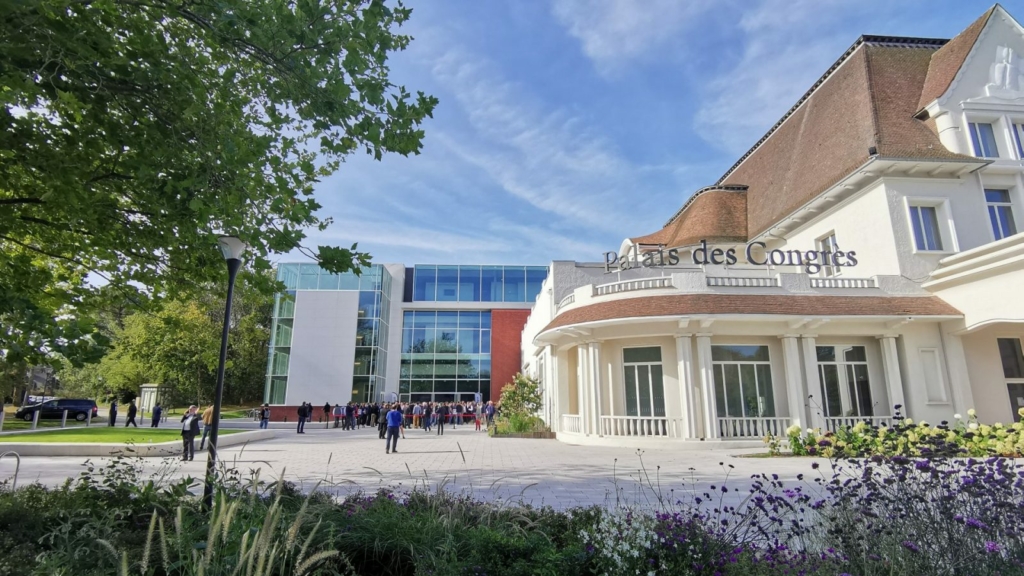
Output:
[986, 189, 1017, 241]
[1013, 123, 1024, 158]
[908, 203, 944, 251]
[711, 345, 775, 418]
[817, 232, 840, 277]
[623, 347, 666, 417]
[400, 310, 492, 403]
[999, 339, 1024, 420]
[816, 346, 873, 417]
[969, 122, 1001, 158]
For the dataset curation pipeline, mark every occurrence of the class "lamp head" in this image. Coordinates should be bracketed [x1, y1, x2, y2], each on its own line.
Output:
[217, 236, 248, 261]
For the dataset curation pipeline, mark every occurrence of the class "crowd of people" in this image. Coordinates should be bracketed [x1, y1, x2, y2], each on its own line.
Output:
[289, 400, 499, 437]
[176, 400, 501, 460]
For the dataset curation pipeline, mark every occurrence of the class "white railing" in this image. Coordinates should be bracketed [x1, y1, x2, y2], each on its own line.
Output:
[718, 417, 791, 438]
[593, 277, 673, 297]
[824, 415, 893, 432]
[600, 415, 676, 437]
[561, 414, 583, 434]
[557, 293, 575, 310]
[810, 277, 877, 289]
[706, 276, 779, 287]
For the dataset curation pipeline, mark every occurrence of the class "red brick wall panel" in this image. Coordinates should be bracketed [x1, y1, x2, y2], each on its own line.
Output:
[490, 309, 531, 402]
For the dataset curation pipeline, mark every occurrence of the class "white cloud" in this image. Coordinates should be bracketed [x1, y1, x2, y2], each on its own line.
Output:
[551, 0, 714, 75]
[428, 45, 678, 234]
[694, 0, 870, 155]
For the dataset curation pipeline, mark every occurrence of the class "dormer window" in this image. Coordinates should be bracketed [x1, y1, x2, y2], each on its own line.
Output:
[969, 122, 1001, 158]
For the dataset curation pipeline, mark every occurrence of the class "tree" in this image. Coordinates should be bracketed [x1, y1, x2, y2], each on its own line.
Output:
[499, 373, 543, 419]
[1, 0, 438, 365]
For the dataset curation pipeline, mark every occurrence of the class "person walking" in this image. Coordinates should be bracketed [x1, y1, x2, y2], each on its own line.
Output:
[180, 405, 200, 461]
[108, 400, 118, 427]
[125, 400, 138, 427]
[322, 402, 331, 424]
[378, 407, 388, 439]
[198, 405, 215, 450]
[296, 402, 308, 434]
[485, 401, 496, 429]
[385, 403, 403, 454]
[332, 403, 343, 428]
[259, 404, 271, 429]
[436, 403, 448, 436]
[151, 404, 163, 428]
[472, 403, 482, 431]
[422, 403, 432, 432]
[455, 402, 464, 428]
[412, 402, 422, 429]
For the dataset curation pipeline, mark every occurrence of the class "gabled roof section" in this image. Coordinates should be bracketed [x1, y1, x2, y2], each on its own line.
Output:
[716, 35, 983, 238]
[629, 186, 747, 248]
[916, 6, 998, 115]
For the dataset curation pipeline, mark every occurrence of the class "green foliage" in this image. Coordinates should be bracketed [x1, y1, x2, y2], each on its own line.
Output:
[0, 0, 438, 365]
[780, 408, 1024, 458]
[498, 373, 543, 420]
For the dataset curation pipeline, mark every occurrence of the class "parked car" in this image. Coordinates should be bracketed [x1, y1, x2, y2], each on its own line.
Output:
[15, 399, 99, 422]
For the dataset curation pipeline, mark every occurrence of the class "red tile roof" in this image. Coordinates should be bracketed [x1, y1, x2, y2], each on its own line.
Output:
[631, 10, 995, 247]
[541, 294, 961, 333]
[916, 7, 996, 113]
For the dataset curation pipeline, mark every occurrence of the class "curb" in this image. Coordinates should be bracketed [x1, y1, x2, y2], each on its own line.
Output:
[0, 430, 278, 457]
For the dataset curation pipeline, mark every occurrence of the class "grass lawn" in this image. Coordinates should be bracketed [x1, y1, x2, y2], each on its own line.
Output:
[0, 427, 241, 444]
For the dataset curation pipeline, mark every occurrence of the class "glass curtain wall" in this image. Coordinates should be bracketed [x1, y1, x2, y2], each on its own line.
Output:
[412, 265, 547, 302]
[265, 263, 391, 404]
[399, 310, 491, 404]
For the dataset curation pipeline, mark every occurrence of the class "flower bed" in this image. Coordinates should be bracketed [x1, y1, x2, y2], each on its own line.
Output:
[2, 453, 1023, 575]
[778, 407, 1024, 458]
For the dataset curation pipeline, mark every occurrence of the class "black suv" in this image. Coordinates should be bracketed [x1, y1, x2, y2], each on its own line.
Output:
[15, 399, 99, 422]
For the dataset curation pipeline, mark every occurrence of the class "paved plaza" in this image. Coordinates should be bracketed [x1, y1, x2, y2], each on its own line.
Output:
[2, 424, 831, 509]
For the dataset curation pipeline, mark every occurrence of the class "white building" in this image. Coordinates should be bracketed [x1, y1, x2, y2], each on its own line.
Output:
[521, 5, 1024, 445]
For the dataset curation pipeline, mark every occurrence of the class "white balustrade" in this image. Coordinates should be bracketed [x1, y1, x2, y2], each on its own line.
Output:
[706, 277, 779, 287]
[600, 415, 675, 437]
[717, 417, 791, 438]
[593, 277, 673, 297]
[561, 414, 583, 434]
[557, 293, 575, 310]
[810, 277, 877, 289]
[824, 415, 893, 432]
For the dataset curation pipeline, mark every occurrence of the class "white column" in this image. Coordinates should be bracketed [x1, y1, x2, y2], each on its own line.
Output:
[545, 345, 556, 430]
[588, 342, 603, 436]
[675, 334, 697, 438]
[695, 334, 718, 439]
[878, 335, 906, 417]
[779, 335, 805, 428]
[799, 335, 825, 429]
[577, 345, 591, 435]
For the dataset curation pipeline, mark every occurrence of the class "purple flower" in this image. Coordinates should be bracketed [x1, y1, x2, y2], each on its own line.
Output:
[985, 541, 1002, 554]
[966, 518, 990, 531]
[902, 541, 920, 553]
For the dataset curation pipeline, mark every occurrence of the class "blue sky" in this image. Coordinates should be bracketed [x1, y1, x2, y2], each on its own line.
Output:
[299, 0, 997, 267]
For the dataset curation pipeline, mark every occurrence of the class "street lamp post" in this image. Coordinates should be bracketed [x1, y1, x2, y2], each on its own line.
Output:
[203, 235, 247, 509]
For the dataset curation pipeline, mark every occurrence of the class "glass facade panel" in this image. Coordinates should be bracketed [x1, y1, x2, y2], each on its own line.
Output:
[503, 266, 526, 302]
[459, 266, 481, 301]
[623, 348, 666, 417]
[526, 267, 547, 301]
[481, 266, 503, 302]
[817, 345, 872, 417]
[266, 263, 391, 404]
[413, 265, 547, 302]
[435, 266, 459, 302]
[399, 311, 493, 403]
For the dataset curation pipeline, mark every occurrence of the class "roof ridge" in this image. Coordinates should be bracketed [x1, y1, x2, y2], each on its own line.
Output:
[915, 5, 998, 115]
[862, 45, 883, 159]
[715, 35, 949, 186]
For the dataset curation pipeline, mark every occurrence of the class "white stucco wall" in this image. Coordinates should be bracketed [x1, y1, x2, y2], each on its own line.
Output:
[962, 326, 1024, 423]
[895, 323, 957, 424]
[286, 290, 359, 405]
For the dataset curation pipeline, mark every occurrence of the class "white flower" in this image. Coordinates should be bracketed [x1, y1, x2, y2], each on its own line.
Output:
[968, 409, 977, 417]
[954, 414, 962, 420]
[806, 428, 814, 434]
[969, 422, 979, 430]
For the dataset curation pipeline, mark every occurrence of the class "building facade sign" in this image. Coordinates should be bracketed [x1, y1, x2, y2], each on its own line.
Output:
[603, 240, 859, 274]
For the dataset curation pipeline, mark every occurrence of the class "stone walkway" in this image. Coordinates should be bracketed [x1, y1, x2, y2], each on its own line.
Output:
[2, 424, 832, 509]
